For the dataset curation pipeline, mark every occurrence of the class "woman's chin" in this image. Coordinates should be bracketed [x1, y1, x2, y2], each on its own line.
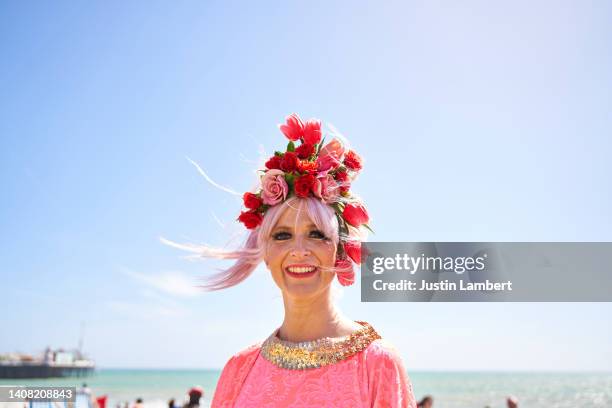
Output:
[282, 273, 333, 298]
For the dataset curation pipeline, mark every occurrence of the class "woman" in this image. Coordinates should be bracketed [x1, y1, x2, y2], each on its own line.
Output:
[170, 114, 416, 407]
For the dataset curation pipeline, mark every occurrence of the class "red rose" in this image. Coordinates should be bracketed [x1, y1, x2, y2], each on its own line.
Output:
[343, 150, 363, 171]
[295, 143, 315, 159]
[265, 155, 282, 170]
[334, 170, 350, 193]
[335, 258, 355, 286]
[237, 211, 263, 229]
[242, 192, 262, 211]
[294, 174, 316, 197]
[343, 240, 362, 264]
[342, 203, 369, 227]
[280, 151, 298, 172]
[303, 119, 322, 145]
[297, 160, 318, 174]
[278, 113, 304, 141]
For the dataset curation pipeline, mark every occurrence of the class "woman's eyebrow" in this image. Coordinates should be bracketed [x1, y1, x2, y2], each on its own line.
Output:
[273, 223, 318, 230]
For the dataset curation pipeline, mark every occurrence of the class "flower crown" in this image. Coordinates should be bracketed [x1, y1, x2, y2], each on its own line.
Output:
[236, 113, 370, 286]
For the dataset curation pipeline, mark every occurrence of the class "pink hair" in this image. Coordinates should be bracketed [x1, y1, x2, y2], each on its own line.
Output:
[162, 196, 367, 291]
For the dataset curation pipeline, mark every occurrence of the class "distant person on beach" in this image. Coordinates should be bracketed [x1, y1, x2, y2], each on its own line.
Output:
[417, 395, 433, 407]
[133, 398, 144, 408]
[80, 383, 92, 396]
[168, 399, 177, 408]
[183, 386, 203, 408]
[79, 382, 100, 408]
[166, 113, 417, 407]
[507, 395, 519, 408]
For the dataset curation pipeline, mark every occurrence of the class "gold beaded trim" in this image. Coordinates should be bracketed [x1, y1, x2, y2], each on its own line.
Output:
[260, 321, 381, 370]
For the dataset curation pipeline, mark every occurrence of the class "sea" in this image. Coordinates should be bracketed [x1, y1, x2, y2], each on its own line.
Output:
[1, 370, 611, 408]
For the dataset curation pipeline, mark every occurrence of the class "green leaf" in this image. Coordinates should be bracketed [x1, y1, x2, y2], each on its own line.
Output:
[336, 241, 346, 258]
[287, 141, 295, 152]
[316, 137, 326, 155]
[334, 213, 349, 237]
[362, 223, 375, 234]
[274, 151, 283, 157]
[331, 202, 343, 215]
[284, 173, 295, 194]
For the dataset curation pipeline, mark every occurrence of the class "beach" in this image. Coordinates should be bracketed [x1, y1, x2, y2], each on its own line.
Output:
[1, 369, 611, 408]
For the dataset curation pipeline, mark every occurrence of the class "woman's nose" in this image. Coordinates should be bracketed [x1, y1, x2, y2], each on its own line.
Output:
[290, 243, 311, 258]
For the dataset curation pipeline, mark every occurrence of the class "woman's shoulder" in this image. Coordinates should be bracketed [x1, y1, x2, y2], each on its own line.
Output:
[212, 343, 263, 406]
[215, 343, 263, 389]
[223, 342, 262, 368]
[361, 338, 416, 407]
[362, 338, 405, 367]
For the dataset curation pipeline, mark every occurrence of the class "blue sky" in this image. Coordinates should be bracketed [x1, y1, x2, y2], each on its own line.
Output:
[1, 1, 611, 370]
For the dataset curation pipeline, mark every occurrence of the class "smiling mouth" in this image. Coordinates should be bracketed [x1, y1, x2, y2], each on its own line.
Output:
[285, 265, 318, 278]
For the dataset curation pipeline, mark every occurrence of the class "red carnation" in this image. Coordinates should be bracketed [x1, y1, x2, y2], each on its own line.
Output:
[237, 211, 263, 229]
[297, 160, 318, 174]
[303, 119, 322, 145]
[243, 192, 262, 211]
[265, 155, 282, 170]
[343, 150, 363, 171]
[342, 203, 369, 227]
[343, 240, 362, 264]
[294, 174, 316, 197]
[280, 151, 299, 172]
[334, 170, 350, 193]
[295, 143, 315, 159]
[279, 113, 304, 141]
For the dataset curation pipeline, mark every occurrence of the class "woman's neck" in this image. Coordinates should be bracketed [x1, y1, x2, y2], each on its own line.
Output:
[278, 290, 361, 342]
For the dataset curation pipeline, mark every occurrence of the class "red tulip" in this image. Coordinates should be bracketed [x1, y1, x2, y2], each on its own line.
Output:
[278, 113, 304, 141]
[342, 203, 369, 227]
[343, 240, 362, 264]
[335, 259, 355, 286]
[302, 118, 322, 145]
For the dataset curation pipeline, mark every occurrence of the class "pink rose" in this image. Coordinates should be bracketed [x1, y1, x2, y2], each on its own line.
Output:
[319, 138, 345, 158]
[316, 154, 342, 172]
[278, 113, 304, 141]
[313, 172, 340, 204]
[261, 169, 288, 205]
[316, 138, 345, 172]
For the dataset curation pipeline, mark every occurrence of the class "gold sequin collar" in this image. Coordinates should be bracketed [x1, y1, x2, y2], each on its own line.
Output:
[260, 321, 381, 370]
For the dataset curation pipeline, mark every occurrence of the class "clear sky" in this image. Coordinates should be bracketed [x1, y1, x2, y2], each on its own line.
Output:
[1, 1, 611, 370]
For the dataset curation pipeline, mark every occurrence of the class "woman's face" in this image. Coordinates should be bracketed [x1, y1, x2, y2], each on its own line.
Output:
[264, 202, 337, 300]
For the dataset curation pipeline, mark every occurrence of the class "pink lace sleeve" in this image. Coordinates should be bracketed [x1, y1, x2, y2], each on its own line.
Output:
[365, 340, 417, 408]
[211, 343, 261, 408]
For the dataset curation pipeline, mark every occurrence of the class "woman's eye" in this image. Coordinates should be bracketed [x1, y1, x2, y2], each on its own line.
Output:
[272, 231, 291, 240]
[309, 230, 327, 240]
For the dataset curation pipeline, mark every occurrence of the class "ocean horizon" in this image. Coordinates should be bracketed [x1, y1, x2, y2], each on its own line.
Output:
[2, 369, 611, 408]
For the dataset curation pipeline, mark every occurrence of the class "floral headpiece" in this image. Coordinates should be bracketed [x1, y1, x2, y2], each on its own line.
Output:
[236, 113, 370, 286]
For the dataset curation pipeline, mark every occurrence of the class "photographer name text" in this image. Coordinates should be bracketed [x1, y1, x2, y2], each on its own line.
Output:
[372, 279, 513, 292]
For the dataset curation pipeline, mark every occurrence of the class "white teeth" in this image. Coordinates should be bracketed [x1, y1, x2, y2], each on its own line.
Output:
[287, 266, 316, 273]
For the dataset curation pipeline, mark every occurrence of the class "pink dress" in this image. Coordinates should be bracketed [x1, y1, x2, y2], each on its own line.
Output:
[211, 333, 416, 408]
